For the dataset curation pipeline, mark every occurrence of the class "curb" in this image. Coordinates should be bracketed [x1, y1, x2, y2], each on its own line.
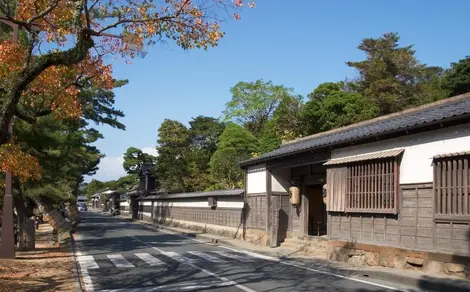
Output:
[102, 212, 470, 292]
[67, 233, 83, 292]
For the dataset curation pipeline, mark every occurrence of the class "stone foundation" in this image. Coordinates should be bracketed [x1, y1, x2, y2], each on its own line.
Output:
[155, 217, 268, 246]
[280, 236, 329, 257]
[327, 240, 470, 279]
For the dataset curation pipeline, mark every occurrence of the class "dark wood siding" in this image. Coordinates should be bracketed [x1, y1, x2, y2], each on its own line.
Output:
[245, 194, 267, 230]
[152, 206, 243, 228]
[328, 183, 470, 257]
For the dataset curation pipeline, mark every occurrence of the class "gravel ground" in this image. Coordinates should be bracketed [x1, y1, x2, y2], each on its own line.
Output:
[0, 224, 77, 292]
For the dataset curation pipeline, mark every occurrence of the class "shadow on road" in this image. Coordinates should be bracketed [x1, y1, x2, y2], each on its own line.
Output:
[76, 212, 424, 292]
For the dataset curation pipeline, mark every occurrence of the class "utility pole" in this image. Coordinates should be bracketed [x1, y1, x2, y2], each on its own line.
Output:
[0, 20, 18, 259]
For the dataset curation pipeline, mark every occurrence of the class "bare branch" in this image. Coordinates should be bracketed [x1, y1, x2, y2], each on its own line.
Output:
[97, 15, 175, 34]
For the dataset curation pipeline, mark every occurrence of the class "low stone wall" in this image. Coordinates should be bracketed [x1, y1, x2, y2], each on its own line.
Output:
[155, 217, 268, 246]
[327, 240, 470, 279]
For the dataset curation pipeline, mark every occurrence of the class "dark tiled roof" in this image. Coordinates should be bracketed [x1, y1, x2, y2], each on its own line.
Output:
[140, 189, 244, 200]
[241, 93, 470, 167]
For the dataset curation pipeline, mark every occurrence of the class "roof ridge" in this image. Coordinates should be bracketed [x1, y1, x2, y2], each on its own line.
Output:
[282, 92, 470, 147]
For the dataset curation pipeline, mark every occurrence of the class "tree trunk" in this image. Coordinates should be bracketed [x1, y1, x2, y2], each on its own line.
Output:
[12, 180, 35, 250]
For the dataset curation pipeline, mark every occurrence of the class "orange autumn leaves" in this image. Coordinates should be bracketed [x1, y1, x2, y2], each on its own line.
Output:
[15, 0, 76, 44]
[0, 141, 41, 183]
[0, 44, 113, 182]
[1, 0, 255, 182]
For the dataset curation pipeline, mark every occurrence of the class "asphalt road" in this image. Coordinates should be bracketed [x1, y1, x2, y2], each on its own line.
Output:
[74, 211, 421, 292]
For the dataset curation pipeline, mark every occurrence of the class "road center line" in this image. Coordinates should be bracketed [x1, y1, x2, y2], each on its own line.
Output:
[128, 235, 257, 292]
[131, 218, 404, 291]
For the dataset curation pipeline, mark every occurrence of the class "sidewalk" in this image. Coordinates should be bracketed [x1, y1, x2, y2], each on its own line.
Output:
[0, 223, 78, 292]
[121, 214, 470, 292]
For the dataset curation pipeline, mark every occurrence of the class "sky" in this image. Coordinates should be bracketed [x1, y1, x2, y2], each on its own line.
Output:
[86, 0, 470, 182]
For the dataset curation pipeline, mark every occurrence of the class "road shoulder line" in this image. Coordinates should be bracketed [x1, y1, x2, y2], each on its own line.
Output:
[73, 233, 95, 292]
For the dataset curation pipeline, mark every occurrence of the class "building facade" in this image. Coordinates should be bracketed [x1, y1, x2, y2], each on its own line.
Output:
[241, 93, 470, 275]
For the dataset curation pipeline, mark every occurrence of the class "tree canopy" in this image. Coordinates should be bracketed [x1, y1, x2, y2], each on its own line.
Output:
[346, 32, 438, 115]
[0, 0, 255, 181]
[223, 80, 294, 137]
[300, 82, 378, 135]
[209, 123, 258, 189]
[155, 119, 191, 193]
[123, 147, 154, 175]
[443, 56, 470, 96]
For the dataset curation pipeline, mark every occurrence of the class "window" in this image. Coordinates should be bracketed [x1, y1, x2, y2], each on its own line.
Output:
[433, 153, 470, 222]
[346, 158, 399, 214]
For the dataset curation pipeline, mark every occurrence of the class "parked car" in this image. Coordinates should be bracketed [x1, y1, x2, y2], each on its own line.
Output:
[78, 203, 88, 212]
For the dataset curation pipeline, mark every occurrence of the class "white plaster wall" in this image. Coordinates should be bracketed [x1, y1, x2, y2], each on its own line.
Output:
[331, 123, 470, 184]
[247, 164, 267, 194]
[154, 197, 244, 209]
[169, 201, 209, 208]
[218, 197, 244, 208]
[271, 168, 291, 192]
[121, 202, 129, 207]
[139, 201, 152, 206]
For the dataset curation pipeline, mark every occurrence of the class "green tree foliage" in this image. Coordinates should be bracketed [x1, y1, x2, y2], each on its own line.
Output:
[123, 147, 154, 175]
[443, 56, 470, 96]
[81, 80, 127, 130]
[223, 80, 294, 137]
[8, 78, 127, 222]
[96, 175, 139, 194]
[209, 123, 258, 189]
[16, 116, 102, 207]
[346, 32, 440, 115]
[155, 119, 191, 193]
[258, 120, 282, 154]
[84, 179, 106, 200]
[186, 116, 225, 191]
[271, 94, 303, 141]
[300, 82, 378, 135]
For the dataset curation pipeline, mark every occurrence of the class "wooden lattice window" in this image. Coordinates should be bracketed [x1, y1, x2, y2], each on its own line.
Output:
[346, 158, 399, 214]
[433, 154, 470, 222]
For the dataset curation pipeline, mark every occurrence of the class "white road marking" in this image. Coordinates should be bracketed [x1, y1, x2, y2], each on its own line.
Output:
[77, 255, 100, 269]
[163, 251, 196, 264]
[135, 253, 166, 266]
[129, 236, 256, 292]
[187, 251, 227, 263]
[174, 231, 405, 291]
[211, 251, 255, 262]
[218, 245, 402, 291]
[107, 254, 135, 268]
[74, 237, 95, 291]
[95, 280, 239, 291]
[219, 246, 280, 262]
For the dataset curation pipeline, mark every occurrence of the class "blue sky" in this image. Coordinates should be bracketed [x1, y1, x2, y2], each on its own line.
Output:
[86, 0, 470, 182]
